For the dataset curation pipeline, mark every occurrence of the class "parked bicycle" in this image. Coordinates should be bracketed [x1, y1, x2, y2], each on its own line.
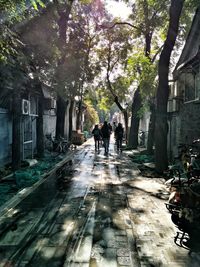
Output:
[165, 183, 200, 252]
[165, 139, 200, 252]
[45, 134, 70, 153]
[167, 139, 200, 181]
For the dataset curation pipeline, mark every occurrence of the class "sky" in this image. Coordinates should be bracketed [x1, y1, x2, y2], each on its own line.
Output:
[105, 0, 132, 20]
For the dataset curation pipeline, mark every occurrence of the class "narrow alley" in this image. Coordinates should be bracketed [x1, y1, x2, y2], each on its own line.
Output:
[0, 137, 199, 267]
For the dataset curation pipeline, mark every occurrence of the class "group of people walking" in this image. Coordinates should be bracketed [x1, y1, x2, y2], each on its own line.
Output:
[92, 121, 124, 155]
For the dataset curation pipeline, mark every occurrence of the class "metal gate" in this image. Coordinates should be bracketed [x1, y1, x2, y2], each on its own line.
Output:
[22, 116, 33, 160]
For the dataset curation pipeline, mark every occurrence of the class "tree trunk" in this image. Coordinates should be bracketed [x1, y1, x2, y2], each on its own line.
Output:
[56, 96, 66, 139]
[147, 101, 155, 154]
[36, 96, 44, 158]
[155, 0, 184, 173]
[76, 100, 82, 131]
[123, 109, 128, 143]
[145, 33, 152, 58]
[55, 0, 74, 139]
[12, 91, 21, 171]
[68, 100, 74, 141]
[106, 50, 129, 141]
[128, 88, 142, 148]
[57, 0, 74, 56]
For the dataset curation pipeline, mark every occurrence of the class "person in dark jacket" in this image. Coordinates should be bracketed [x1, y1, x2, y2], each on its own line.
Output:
[115, 123, 124, 151]
[108, 123, 112, 134]
[92, 124, 102, 151]
[101, 121, 111, 155]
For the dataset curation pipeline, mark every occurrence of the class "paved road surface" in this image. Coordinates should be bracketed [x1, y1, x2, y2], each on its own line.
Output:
[0, 136, 200, 266]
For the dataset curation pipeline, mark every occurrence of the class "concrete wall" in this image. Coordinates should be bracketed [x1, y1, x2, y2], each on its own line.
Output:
[64, 103, 70, 139]
[168, 102, 200, 160]
[179, 102, 200, 143]
[0, 107, 57, 166]
[72, 105, 77, 131]
[43, 109, 57, 138]
[139, 112, 150, 146]
[0, 109, 12, 167]
[0, 98, 75, 166]
[168, 114, 181, 160]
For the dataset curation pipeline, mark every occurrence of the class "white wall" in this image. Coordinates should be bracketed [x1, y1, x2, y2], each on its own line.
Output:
[43, 109, 57, 138]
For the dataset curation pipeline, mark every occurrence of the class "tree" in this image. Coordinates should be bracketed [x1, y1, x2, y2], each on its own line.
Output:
[127, 0, 169, 150]
[54, 0, 104, 138]
[54, 0, 74, 139]
[0, 0, 47, 169]
[107, 50, 129, 141]
[83, 100, 99, 132]
[103, 0, 170, 149]
[126, 0, 198, 153]
[127, 51, 157, 149]
[0, 0, 47, 63]
[68, 2, 102, 131]
[155, 0, 184, 173]
[96, 25, 131, 140]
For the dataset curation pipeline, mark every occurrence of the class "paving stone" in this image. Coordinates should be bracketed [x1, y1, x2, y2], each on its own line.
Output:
[107, 240, 128, 249]
[107, 240, 117, 248]
[116, 236, 127, 242]
[117, 256, 131, 266]
[117, 248, 130, 257]
[115, 230, 127, 236]
[1, 142, 200, 267]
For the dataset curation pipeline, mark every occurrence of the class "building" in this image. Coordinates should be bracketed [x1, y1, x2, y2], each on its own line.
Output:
[168, 6, 200, 159]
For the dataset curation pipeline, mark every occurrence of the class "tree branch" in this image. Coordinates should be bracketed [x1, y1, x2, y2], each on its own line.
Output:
[106, 51, 124, 111]
[151, 44, 164, 63]
[99, 22, 144, 33]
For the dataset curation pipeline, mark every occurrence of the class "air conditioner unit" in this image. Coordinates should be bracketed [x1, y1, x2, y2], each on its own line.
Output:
[44, 98, 56, 110]
[22, 99, 30, 115]
[51, 99, 56, 109]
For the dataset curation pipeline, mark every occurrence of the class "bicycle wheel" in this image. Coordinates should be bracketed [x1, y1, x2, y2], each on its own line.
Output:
[45, 139, 53, 151]
[62, 143, 69, 153]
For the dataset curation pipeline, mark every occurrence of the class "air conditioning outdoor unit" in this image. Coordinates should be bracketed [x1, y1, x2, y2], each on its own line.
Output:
[44, 98, 56, 110]
[22, 99, 30, 115]
[51, 99, 56, 109]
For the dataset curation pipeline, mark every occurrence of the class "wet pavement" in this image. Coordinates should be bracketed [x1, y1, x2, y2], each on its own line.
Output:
[0, 137, 200, 266]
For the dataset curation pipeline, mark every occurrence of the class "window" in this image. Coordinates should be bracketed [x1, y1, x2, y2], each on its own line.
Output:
[184, 72, 195, 102]
[177, 64, 200, 103]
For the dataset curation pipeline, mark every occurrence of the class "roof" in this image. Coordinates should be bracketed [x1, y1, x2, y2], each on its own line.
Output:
[174, 6, 200, 76]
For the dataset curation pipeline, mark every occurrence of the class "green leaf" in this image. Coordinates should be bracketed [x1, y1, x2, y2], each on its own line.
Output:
[36, 0, 45, 8]
[31, 0, 38, 10]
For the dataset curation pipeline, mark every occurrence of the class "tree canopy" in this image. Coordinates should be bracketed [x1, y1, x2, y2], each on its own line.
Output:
[1, 0, 200, 168]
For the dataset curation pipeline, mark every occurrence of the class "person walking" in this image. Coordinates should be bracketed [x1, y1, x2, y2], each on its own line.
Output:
[115, 123, 124, 151]
[113, 121, 117, 132]
[108, 122, 112, 145]
[92, 124, 102, 151]
[101, 121, 111, 155]
[108, 123, 112, 134]
[112, 121, 117, 141]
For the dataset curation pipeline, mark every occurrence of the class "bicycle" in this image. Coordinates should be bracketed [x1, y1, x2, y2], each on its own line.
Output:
[167, 140, 200, 181]
[45, 134, 70, 153]
[165, 139, 200, 253]
[165, 139, 200, 220]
